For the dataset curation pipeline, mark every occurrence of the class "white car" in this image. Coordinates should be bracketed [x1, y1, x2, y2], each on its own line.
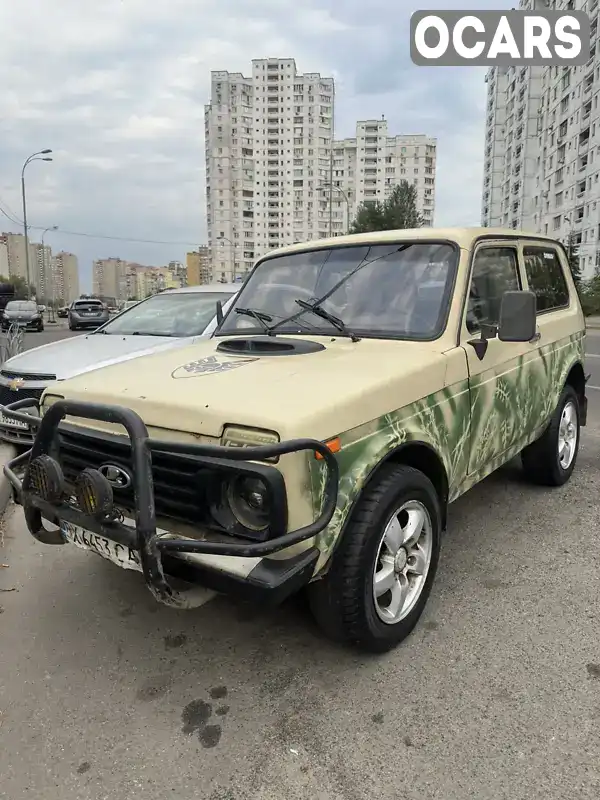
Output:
[0, 283, 238, 445]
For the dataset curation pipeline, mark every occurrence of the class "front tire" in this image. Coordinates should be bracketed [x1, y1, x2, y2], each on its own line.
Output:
[521, 384, 580, 486]
[308, 464, 442, 653]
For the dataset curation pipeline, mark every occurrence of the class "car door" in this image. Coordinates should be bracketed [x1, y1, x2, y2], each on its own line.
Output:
[518, 238, 584, 428]
[460, 239, 543, 482]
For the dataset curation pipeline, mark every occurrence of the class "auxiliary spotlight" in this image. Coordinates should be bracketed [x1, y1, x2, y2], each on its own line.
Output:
[74, 468, 114, 517]
[26, 455, 65, 503]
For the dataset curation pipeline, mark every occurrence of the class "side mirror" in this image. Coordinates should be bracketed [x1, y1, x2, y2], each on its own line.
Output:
[498, 291, 537, 342]
[216, 300, 223, 326]
[498, 290, 537, 342]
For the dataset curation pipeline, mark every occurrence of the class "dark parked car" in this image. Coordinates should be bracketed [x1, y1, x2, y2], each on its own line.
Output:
[1, 300, 44, 332]
[68, 298, 110, 330]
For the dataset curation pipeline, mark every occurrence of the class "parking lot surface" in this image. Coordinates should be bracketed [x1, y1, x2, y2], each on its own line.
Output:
[0, 334, 599, 799]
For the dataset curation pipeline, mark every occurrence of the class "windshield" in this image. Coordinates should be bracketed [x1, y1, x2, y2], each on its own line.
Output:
[5, 301, 37, 313]
[74, 300, 103, 308]
[217, 242, 458, 340]
[98, 291, 234, 337]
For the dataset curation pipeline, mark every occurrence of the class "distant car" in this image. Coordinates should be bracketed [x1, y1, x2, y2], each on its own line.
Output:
[57, 306, 69, 318]
[68, 298, 110, 331]
[1, 300, 44, 332]
[121, 300, 140, 311]
[0, 283, 239, 445]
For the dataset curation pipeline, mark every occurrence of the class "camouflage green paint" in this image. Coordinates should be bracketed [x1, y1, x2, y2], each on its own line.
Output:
[309, 332, 584, 567]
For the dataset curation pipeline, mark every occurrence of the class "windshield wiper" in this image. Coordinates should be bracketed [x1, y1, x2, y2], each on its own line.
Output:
[130, 331, 171, 337]
[294, 299, 360, 342]
[267, 244, 410, 334]
[235, 307, 273, 334]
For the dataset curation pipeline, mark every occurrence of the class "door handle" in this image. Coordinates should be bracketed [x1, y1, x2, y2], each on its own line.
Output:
[529, 331, 541, 343]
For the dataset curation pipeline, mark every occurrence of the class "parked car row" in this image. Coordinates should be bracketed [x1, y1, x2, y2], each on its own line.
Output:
[0, 229, 589, 653]
[0, 283, 239, 444]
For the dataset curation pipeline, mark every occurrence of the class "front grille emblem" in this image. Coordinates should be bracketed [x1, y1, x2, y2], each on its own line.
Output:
[99, 463, 132, 489]
[8, 378, 24, 391]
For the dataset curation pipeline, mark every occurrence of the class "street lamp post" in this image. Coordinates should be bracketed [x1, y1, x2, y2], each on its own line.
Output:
[320, 183, 351, 233]
[21, 149, 53, 299]
[41, 225, 58, 322]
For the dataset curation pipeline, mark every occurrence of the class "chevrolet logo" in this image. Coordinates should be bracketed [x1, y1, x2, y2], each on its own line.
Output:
[8, 378, 24, 391]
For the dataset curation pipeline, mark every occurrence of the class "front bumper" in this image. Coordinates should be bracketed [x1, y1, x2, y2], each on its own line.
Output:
[0, 381, 46, 446]
[2, 398, 339, 608]
[1, 318, 42, 330]
[70, 315, 108, 327]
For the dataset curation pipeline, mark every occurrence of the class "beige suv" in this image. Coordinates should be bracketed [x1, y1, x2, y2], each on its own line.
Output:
[4, 227, 588, 652]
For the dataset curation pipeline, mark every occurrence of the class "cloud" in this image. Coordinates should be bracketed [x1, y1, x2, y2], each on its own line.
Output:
[0, 0, 510, 289]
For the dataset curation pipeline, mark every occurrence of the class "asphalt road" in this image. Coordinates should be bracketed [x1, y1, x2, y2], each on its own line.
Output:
[1, 329, 600, 799]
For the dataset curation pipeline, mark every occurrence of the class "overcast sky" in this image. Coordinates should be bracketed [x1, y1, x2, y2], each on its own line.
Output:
[0, 0, 512, 291]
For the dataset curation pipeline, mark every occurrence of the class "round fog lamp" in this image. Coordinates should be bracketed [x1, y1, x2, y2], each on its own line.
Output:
[75, 468, 113, 516]
[27, 455, 65, 502]
[226, 475, 270, 531]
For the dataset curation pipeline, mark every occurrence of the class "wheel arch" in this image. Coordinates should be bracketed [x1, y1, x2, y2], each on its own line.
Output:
[321, 441, 450, 573]
[565, 360, 587, 424]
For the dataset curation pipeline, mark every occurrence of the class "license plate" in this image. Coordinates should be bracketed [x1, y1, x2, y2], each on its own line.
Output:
[60, 520, 142, 572]
[0, 412, 28, 429]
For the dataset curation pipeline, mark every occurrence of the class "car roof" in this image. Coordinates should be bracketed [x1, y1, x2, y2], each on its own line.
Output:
[258, 227, 561, 259]
[155, 283, 239, 295]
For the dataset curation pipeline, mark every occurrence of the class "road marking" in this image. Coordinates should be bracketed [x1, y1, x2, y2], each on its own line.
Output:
[585, 353, 600, 359]
[587, 385, 600, 391]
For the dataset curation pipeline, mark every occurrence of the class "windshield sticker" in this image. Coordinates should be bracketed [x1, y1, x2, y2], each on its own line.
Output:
[171, 355, 258, 378]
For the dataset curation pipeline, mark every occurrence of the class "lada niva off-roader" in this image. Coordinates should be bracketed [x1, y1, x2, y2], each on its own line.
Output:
[4, 228, 588, 652]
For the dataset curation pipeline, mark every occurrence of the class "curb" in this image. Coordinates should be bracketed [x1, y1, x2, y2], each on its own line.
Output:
[0, 442, 18, 517]
[587, 319, 600, 331]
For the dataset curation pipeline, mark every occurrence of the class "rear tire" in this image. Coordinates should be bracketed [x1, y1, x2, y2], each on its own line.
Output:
[308, 464, 442, 653]
[521, 385, 580, 486]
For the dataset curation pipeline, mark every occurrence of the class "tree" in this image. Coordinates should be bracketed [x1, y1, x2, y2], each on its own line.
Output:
[0, 274, 36, 299]
[349, 180, 425, 234]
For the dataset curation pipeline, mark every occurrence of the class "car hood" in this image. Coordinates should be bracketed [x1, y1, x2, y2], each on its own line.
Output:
[3, 333, 204, 380]
[42, 335, 451, 441]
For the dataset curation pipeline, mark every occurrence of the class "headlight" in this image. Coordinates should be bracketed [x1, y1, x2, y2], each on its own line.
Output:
[225, 475, 270, 531]
[221, 425, 280, 463]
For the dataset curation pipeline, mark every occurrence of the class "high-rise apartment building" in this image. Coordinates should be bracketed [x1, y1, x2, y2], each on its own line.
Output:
[186, 247, 211, 285]
[136, 267, 180, 298]
[52, 252, 80, 303]
[2, 232, 52, 295]
[332, 120, 436, 231]
[3, 232, 32, 283]
[0, 235, 9, 276]
[481, 61, 542, 232]
[92, 257, 128, 301]
[481, 0, 600, 278]
[30, 242, 52, 300]
[205, 58, 334, 282]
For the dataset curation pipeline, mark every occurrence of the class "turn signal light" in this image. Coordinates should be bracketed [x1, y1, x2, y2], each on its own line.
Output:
[315, 437, 341, 460]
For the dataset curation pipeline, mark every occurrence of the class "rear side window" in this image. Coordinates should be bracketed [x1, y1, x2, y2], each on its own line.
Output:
[522, 246, 569, 313]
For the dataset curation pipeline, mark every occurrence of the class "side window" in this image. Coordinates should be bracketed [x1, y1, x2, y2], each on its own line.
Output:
[522, 246, 569, 313]
[466, 247, 520, 335]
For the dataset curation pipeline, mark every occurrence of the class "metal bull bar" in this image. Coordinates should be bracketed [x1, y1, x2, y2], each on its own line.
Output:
[1, 397, 339, 608]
